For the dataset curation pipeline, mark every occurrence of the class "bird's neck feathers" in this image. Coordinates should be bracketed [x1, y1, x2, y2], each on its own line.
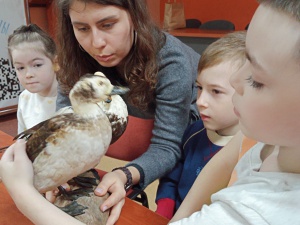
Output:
[71, 101, 104, 117]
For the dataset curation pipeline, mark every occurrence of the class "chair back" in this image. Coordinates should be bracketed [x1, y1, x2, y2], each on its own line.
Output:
[106, 115, 154, 161]
[185, 19, 202, 28]
[199, 20, 235, 31]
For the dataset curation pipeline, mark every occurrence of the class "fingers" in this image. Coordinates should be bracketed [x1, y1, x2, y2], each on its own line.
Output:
[96, 176, 126, 208]
[0, 144, 15, 182]
[45, 183, 70, 203]
[105, 198, 125, 225]
[1, 139, 26, 162]
[45, 189, 59, 203]
[100, 186, 126, 211]
[1, 143, 17, 162]
[13, 139, 29, 163]
[95, 182, 109, 197]
[61, 183, 71, 191]
[95, 172, 126, 214]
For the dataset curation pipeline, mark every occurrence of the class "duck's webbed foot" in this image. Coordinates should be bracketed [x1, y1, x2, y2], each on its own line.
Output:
[57, 169, 100, 201]
[72, 169, 100, 188]
[58, 201, 88, 217]
[54, 169, 109, 223]
[58, 185, 93, 201]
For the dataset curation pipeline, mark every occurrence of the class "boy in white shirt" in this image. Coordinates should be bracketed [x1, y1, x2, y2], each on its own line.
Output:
[170, 0, 300, 224]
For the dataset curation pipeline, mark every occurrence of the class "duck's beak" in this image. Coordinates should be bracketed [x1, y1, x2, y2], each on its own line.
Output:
[110, 86, 129, 96]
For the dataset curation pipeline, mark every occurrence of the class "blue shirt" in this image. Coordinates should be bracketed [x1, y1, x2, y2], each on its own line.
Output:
[156, 120, 233, 213]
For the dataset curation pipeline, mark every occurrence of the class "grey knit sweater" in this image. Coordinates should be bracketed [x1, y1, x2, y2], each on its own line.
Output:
[56, 33, 200, 189]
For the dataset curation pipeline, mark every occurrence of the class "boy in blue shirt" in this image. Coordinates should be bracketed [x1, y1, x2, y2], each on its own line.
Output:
[156, 31, 246, 219]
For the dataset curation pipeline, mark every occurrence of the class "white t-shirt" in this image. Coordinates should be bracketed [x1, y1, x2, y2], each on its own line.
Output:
[170, 142, 300, 225]
[17, 89, 57, 133]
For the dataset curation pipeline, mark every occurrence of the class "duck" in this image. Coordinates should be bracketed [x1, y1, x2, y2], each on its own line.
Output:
[14, 72, 129, 193]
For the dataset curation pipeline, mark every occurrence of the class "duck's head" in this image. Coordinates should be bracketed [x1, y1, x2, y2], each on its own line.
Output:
[70, 72, 129, 104]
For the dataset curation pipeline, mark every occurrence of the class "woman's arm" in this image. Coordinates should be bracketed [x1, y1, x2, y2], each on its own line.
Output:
[0, 140, 84, 225]
[170, 131, 244, 223]
[56, 84, 71, 111]
[97, 35, 200, 225]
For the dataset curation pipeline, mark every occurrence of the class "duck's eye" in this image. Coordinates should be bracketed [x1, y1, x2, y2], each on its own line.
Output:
[105, 96, 112, 103]
[99, 81, 103, 85]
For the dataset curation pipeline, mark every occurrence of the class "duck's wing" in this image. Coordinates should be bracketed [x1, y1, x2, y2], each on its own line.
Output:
[106, 113, 128, 144]
[97, 95, 128, 144]
[14, 119, 47, 141]
[15, 113, 74, 162]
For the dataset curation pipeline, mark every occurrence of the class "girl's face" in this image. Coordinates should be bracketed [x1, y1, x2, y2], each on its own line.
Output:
[12, 42, 57, 97]
[230, 5, 300, 148]
[69, 1, 134, 68]
[196, 61, 239, 136]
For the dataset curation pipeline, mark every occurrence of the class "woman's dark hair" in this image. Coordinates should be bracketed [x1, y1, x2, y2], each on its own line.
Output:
[56, 0, 165, 110]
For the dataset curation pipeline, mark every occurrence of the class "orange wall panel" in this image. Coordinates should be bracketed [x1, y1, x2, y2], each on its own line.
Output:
[29, 7, 49, 32]
[160, 0, 259, 30]
[146, 0, 160, 25]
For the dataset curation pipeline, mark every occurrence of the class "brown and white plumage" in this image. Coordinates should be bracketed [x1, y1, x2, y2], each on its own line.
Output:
[14, 72, 128, 193]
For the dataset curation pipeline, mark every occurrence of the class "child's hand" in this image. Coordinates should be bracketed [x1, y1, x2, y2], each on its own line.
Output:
[45, 183, 70, 203]
[0, 139, 34, 197]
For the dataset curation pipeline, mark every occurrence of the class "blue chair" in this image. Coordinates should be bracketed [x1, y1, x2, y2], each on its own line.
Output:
[185, 19, 202, 28]
[199, 20, 235, 31]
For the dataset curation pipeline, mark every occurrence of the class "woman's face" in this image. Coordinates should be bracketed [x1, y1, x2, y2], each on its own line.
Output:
[69, 1, 134, 68]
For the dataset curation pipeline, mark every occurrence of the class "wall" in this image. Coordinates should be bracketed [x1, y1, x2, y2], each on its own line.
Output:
[160, 0, 259, 30]
[146, 0, 160, 25]
[30, 1, 258, 33]
[29, 7, 49, 32]
[36, 1, 159, 40]
[27, 1, 56, 39]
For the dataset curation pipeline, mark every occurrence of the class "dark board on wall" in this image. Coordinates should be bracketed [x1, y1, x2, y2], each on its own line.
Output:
[0, 0, 29, 115]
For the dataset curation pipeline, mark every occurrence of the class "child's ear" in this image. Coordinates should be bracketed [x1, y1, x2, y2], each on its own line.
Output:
[52, 56, 60, 72]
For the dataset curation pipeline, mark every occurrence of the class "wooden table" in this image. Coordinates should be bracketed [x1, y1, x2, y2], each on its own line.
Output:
[0, 130, 169, 225]
[168, 28, 231, 38]
[0, 130, 15, 153]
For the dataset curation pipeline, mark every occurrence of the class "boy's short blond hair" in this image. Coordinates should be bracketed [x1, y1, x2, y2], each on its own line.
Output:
[198, 31, 246, 74]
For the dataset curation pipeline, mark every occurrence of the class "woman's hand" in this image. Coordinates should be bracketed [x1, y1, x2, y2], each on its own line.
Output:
[95, 170, 127, 225]
[0, 139, 34, 198]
